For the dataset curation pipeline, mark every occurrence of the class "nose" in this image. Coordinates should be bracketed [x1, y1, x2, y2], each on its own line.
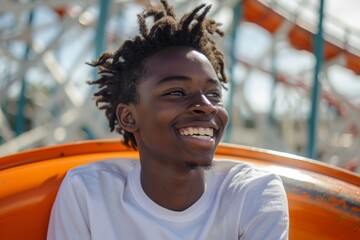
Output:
[190, 94, 218, 116]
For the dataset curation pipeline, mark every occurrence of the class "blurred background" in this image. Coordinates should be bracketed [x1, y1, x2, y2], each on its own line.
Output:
[1, 0, 359, 173]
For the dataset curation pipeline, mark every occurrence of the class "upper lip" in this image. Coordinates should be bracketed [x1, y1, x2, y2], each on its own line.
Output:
[176, 120, 219, 132]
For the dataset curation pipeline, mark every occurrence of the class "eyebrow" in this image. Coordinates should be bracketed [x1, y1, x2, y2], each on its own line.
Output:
[157, 75, 221, 87]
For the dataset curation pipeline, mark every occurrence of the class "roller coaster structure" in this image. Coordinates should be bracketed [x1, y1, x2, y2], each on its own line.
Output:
[1, 0, 360, 172]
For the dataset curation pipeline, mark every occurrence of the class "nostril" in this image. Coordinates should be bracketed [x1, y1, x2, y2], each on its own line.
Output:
[193, 109, 204, 114]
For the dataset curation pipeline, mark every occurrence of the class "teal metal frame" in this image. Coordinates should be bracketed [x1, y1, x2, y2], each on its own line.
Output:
[307, 0, 325, 159]
[16, 9, 34, 136]
[225, 1, 243, 142]
[87, 0, 112, 139]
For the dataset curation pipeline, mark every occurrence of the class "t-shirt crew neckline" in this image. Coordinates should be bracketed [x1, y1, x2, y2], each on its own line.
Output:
[128, 164, 213, 223]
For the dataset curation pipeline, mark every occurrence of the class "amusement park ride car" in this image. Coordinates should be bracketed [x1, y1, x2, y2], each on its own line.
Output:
[1, 0, 360, 239]
[0, 139, 359, 239]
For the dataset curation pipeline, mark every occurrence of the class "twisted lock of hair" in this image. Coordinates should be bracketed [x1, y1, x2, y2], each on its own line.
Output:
[87, 0, 227, 149]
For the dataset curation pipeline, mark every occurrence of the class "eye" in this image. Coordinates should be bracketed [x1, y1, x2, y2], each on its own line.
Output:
[164, 89, 186, 97]
[206, 90, 222, 99]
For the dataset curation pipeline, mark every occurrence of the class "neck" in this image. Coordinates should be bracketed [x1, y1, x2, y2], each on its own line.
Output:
[140, 164, 206, 211]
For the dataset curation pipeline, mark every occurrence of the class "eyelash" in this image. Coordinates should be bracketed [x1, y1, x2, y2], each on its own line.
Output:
[164, 90, 222, 99]
[167, 90, 186, 96]
[207, 91, 221, 98]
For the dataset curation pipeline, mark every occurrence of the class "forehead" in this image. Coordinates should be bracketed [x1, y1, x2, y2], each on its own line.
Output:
[141, 46, 217, 81]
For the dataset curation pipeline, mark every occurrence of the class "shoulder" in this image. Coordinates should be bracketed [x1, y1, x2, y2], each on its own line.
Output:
[65, 158, 140, 185]
[210, 160, 288, 223]
[211, 159, 280, 182]
[210, 159, 284, 194]
[68, 158, 139, 175]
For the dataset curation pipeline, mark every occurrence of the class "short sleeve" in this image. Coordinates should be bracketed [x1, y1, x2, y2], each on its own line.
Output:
[239, 174, 289, 240]
[47, 172, 91, 240]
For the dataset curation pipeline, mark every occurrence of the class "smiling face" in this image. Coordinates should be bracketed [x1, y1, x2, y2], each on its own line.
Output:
[119, 46, 228, 171]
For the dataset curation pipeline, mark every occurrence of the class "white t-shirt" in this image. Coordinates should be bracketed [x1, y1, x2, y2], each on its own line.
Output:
[47, 159, 289, 240]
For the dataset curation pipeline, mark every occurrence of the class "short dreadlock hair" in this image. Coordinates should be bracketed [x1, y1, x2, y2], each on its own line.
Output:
[88, 0, 227, 149]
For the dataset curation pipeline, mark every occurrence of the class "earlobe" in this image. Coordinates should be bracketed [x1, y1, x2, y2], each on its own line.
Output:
[116, 103, 137, 132]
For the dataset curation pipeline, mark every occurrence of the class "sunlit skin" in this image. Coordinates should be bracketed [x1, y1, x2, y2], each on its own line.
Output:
[116, 46, 229, 211]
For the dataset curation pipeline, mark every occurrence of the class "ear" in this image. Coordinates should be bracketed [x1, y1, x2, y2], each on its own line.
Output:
[116, 103, 138, 133]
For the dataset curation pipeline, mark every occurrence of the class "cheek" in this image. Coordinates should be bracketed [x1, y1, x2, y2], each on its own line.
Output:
[151, 101, 181, 119]
[218, 106, 229, 127]
[138, 104, 176, 128]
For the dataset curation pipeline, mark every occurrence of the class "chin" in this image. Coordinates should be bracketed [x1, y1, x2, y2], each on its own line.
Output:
[186, 160, 214, 170]
[183, 149, 216, 170]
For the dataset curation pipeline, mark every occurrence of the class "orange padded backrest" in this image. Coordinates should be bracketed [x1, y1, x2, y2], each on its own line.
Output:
[1, 140, 359, 240]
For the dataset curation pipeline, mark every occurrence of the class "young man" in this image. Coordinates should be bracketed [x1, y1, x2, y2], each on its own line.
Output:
[47, 1, 289, 239]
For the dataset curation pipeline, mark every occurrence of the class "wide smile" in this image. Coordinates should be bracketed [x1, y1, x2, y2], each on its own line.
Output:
[178, 127, 214, 141]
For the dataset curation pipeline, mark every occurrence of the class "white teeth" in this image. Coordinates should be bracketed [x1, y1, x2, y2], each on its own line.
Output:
[188, 128, 193, 135]
[179, 127, 214, 137]
[205, 128, 211, 136]
[199, 128, 205, 135]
